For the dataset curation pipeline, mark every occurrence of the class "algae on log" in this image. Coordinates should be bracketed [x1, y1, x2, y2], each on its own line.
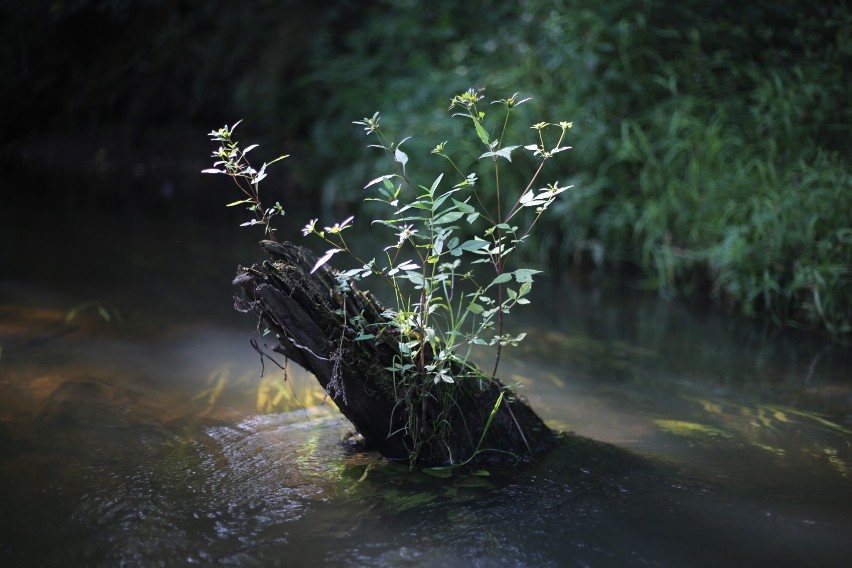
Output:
[233, 240, 553, 466]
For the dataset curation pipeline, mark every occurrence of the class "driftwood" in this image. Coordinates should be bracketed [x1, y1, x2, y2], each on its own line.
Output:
[233, 240, 553, 466]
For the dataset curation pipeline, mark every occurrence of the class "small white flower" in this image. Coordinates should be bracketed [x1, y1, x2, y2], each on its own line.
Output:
[301, 218, 318, 236]
[325, 215, 355, 234]
[397, 224, 418, 244]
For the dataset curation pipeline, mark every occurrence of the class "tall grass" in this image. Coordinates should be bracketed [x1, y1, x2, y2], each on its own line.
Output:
[297, 0, 851, 336]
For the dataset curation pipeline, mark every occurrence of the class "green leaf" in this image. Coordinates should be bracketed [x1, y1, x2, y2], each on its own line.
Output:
[514, 269, 542, 283]
[521, 190, 551, 208]
[433, 235, 445, 256]
[311, 248, 342, 274]
[225, 199, 253, 207]
[434, 211, 464, 225]
[489, 273, 512, 287]
[401, 272, 425, 286]
[394, 147, 408, 172]
[387, 259, 420, 276]
[457, 239, 488, 253]
[452, 199, 476, 214]
[479, 145, 521, 162]
[429, 172, 445, 196]
[550, 146, 572, 155]
[365, 174, 397, 189]
[399, 200, 432, 212]
[472, 119, 490, 145]
[432, 187, 461, 210]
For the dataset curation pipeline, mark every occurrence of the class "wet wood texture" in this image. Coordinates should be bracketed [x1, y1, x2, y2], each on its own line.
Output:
[233, 240, 553, 466]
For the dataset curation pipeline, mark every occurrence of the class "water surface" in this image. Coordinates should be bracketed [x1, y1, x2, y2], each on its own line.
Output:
[1, 165, 850, 566]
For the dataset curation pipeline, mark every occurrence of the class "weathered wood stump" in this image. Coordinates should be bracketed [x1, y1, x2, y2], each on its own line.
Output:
[233, 240, 553, 466]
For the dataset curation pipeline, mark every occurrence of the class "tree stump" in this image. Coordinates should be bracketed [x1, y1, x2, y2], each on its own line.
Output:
[233, 240, 553, 466]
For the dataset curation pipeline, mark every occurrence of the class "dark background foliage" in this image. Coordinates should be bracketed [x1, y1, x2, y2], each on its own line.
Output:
[1, 0, 849, 336]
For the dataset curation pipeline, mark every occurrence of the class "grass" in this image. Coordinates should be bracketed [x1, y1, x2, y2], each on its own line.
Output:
[298, 0, 851, 337]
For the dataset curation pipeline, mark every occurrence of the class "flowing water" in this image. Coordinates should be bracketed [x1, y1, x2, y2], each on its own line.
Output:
[1, 164, 850, 566]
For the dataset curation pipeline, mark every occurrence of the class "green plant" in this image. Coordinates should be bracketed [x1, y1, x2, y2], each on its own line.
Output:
[204, 89, 573, 465]
[202, 120, 289, 240]
[297, 0, 850, 337]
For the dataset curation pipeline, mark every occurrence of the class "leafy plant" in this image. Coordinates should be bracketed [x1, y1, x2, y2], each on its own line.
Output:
[297, 0, 850, 337]
[202, 121, 289, 239]
[204, 89, 573, 465]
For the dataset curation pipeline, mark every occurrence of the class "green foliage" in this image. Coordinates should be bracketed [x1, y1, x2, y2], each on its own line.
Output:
[298, 0, 851, 336]
[205, 90, 573, 465]
[202, 121, 289, 239]
[11, 0, 849, 336]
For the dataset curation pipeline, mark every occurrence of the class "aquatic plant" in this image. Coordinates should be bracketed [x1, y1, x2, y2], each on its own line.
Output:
[204, 90, 572, 466]
[202, 121, 289, 240]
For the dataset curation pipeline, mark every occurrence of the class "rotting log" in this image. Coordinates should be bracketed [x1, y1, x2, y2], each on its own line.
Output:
[233, 240, 554, 466]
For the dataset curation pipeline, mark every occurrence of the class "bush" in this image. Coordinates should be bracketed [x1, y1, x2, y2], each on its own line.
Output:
[295, 0, 851, 336]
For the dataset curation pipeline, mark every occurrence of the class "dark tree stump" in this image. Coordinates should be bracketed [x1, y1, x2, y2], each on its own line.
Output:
[233, 240, 553, 466]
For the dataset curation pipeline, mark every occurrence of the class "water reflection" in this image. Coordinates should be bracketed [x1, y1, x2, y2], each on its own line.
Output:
[1, 168, 851, 566]
[2, 282, 850, 566]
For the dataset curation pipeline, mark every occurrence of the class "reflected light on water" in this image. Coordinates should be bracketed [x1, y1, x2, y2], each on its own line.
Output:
[1, 169, 850, 566]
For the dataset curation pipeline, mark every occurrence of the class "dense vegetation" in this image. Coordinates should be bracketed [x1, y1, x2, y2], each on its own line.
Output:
[4, 0, 850, 336]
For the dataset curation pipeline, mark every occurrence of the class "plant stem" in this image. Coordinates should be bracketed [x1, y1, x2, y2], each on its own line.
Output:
[491, 155, 504, 380]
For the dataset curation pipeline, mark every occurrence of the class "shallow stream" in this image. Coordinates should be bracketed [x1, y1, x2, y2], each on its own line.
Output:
[1, 165, 850, 566]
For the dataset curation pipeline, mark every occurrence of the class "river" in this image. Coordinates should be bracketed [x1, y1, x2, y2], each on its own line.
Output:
[1, 163, 850, 566]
